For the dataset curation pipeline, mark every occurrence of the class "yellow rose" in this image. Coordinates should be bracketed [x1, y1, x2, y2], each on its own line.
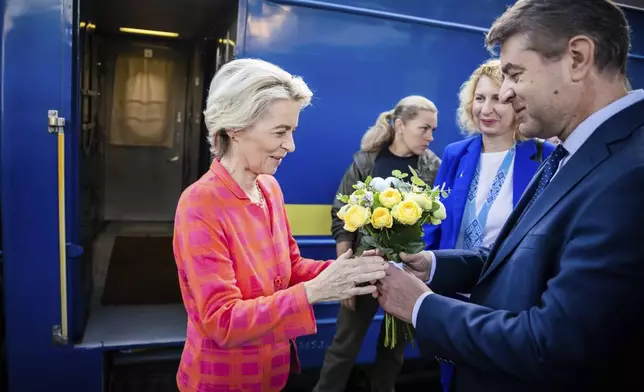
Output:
[391, 200, 423, 225]
[371, 207, 393, 229]
[405, 192, 433, 210]
[337, 204, 350, 220]
[432, 200, 446, 220]
[379, 188, 402, 209]
[343, 205, 371, 232]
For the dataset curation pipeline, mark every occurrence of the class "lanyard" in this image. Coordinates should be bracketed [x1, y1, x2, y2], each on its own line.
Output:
[461, 146, 516, 249]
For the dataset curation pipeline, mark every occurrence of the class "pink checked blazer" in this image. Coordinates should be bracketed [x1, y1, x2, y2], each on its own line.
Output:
[173, 158, 331, 392]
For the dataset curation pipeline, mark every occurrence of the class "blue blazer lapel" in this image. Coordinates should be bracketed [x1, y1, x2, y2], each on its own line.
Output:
[512, 140, 539, 207]
[445, 136, 481, 248]
[479, 100, 644, 283]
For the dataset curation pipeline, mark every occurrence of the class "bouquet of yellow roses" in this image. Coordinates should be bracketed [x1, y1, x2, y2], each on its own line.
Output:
[336, 166, 449, 349]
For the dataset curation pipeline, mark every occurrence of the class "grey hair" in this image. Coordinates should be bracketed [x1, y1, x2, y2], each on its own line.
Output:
[203, 58, 313, 158]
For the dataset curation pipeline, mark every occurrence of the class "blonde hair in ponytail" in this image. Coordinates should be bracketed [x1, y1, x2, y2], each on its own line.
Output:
[360, 95, 438, 152]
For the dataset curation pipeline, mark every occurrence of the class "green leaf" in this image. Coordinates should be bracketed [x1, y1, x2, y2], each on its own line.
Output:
[372, 194, 382, 209]
[391, 169, 403, 179]
[335, 193, 349, 203]
[385, 224, 423, 247]
[411, 176, 426, 186]
[400, 173, 409, 178]
[404, 241, 426, 255]
[360, 234, 379, 249]
[365, 175, 373, 186]
[408, 165, 419, 178]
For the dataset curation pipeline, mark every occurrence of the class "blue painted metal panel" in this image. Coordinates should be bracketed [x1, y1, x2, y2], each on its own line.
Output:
[628, 58, 644, 88]
[1, 0, 101, 390]
[624, 8, 644, 56]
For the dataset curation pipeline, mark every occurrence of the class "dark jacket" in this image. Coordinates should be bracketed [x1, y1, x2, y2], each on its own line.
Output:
[331, 147, 441, 246]
[417, 99, 644, 391]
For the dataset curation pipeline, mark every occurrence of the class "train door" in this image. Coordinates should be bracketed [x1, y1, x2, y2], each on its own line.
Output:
[73, 3, 239, 389]
[103, 40, 188, 221]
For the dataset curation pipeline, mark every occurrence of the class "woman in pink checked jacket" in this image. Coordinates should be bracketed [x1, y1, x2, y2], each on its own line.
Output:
[172, 58, 389, 392]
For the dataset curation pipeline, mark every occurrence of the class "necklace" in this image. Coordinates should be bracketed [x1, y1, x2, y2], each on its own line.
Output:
[251, 181, 265, 208]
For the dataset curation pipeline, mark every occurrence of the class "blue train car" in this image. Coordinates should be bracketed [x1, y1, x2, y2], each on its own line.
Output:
[2, 0, 644, 391]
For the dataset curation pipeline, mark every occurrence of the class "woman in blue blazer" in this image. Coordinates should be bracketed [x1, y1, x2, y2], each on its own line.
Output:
[422, 59, 555, 392]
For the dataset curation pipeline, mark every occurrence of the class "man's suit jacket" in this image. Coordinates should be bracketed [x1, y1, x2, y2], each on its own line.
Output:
[422, 135, 554, 250]
[415, 99, 644, 391]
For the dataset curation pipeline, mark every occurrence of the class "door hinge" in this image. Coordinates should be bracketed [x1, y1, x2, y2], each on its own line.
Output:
[48, 110, 66, 134]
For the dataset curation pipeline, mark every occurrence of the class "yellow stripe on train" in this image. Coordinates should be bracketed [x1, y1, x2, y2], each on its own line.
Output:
[285, 204, 332, 236]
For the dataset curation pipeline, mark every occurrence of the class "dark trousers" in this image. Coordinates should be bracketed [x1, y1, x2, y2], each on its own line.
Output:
[313, 294, 407, 392]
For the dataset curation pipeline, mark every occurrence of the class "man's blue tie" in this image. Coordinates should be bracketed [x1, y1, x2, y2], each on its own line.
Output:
[521, 144, 568, 217]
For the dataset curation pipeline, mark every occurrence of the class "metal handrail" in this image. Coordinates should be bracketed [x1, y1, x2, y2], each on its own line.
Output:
[57, 129, 69, 343]
[49, 110, 69, 345]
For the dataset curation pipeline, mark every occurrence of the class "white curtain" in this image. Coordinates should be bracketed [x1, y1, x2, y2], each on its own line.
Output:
[109, 55, 176, 147]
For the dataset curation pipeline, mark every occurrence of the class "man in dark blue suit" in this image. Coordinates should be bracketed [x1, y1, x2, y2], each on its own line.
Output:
[376, 1, 644, 391]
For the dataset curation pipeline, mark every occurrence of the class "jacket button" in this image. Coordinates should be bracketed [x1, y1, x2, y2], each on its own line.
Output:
[274, 276, 284, 289]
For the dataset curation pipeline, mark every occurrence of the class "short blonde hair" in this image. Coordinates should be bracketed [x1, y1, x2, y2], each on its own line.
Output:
[360, 95, 438, 152]
[203, 58, 313, 157]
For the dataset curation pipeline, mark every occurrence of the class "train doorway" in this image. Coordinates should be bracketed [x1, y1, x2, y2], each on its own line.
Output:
[74, 0, 237, 358]
[102, 38, 189, 222]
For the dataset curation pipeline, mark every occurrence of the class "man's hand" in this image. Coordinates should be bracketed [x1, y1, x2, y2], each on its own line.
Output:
[376, 265, 431, 323]
[400, 251, 432, 282]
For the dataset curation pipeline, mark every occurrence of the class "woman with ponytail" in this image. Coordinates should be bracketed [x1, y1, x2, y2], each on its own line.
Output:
[314, 95, 441, 392]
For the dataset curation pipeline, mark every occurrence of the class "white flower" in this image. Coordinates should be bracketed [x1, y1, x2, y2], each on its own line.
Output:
[432, 200, 446, 220]
[363, 191, 374, 206]
[370, 176, 399, 192]
[384, 176, 400, 188]
[369, 177, 387, 192]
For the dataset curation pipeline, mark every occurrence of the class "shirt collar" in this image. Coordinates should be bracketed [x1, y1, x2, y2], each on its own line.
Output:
[562, 89, 644, 158]
[209, 158, 248, 200]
